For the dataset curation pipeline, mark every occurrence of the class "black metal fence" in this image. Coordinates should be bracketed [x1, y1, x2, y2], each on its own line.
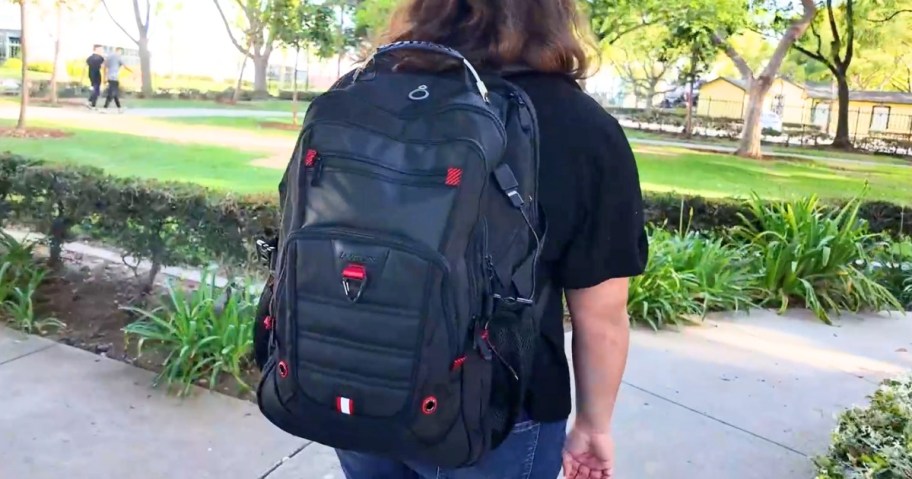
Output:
[606, 98, 912, 156]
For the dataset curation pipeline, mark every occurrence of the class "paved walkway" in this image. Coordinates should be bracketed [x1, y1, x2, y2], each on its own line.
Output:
[2, 310, 909, 478]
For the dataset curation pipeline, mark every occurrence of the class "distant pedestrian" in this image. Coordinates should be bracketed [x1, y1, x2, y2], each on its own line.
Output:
[85, 45, 105, 109]
[102, 47, 131, 112]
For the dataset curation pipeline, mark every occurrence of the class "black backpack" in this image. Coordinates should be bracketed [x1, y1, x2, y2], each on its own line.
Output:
[255, 41, 546, 468]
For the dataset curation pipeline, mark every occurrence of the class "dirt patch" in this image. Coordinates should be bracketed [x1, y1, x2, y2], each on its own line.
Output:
[0, 127, 71, 139]
[28, 251, 258, 401]
[259, 121, 300, 132]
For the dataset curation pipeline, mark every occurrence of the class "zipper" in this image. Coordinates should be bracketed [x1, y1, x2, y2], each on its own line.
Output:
[301, 120, 488, 173]
[282, 226, 456, 355]
[307, 153, 451, 188]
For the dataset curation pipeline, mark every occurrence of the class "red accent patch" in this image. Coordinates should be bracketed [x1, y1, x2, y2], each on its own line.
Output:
[304, 149, 318, 167]
[480, 329, 490, 341]
[342, 264, 367, 281]
[451, 356, 467, 371]
[263, 316, 273, 330]
[445, 168, 462, 186]
[277, 361, 289, 378]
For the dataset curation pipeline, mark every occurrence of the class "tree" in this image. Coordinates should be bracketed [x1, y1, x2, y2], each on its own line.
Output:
[662, 21, 723, 136]
[607, 26, 677, 111]
[794, 0, 912, 149]
[714, 0, 818, 158]
[101, 0, 155, 96]
[15, 0, 28, 131]
[272, 0, 334, 122]
[584, 0, 679, 45]
[48, 0, 63, 105]
[353, 0, 397, 44]
[213, 0, 281, 96]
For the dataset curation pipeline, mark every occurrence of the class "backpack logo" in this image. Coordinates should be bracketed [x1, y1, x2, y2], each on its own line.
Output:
[339, 251, 378, 264]
[408, 85, 430, 101]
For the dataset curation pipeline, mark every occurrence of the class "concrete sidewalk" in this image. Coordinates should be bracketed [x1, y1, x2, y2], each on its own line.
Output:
[1, 309, 909, 479]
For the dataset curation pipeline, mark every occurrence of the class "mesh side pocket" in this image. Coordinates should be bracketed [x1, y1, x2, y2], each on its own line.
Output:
[486, 306, 538, 447]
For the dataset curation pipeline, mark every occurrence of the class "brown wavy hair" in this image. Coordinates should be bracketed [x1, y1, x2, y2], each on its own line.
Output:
[381, 0, 595, 79]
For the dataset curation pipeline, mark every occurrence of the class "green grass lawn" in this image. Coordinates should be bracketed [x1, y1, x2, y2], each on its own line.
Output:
[0, 122, 282, 195]
[633, 146, 912, 204]
[163, 115, 301, 137]
[624, 129, 911, 166]
[2, 119, 911, 203]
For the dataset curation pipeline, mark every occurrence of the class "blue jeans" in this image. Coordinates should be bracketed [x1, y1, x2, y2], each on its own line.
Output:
[336, 419, 567, 479]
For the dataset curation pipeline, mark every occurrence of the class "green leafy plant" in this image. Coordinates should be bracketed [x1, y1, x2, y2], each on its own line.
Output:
[2, 268, 64, 334]
[628, 226, 756, 329]
[868, 236, 912, 311]
[814, 374, 912, 479]
[0, 231, 61, 334]
[733, 194, 901, 324]
[122, 271, 257, 396]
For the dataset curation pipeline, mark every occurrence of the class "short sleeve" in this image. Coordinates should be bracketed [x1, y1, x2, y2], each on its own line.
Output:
[556, 117, 649, 290]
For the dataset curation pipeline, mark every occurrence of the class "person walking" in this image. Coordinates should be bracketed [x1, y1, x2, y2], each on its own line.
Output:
[85, 45, 104, 109]
[254, 1, 648, 478]
[102, 47, 130, 112]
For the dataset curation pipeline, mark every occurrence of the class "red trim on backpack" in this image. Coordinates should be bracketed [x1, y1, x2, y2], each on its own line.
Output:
[451, 356, 467, 371]
[445, 167, 462, 186]
[304, 149, 318, 167]
[336, 397, 354, 415]
[421, 396, 438, 415]
[263, 316, 273, 330]
[342, 264, 367, 281]
[277, 361, 289, 378]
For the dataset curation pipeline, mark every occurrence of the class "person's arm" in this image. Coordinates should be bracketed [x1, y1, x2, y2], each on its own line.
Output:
[567, 278, 630, 433]
[559, 112, 647, 479]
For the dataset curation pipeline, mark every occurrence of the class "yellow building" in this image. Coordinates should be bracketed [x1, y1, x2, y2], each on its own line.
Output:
[697, 77, 912, 140]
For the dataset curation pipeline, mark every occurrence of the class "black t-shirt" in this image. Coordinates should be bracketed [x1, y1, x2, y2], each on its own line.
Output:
[86, 53, 104, 81]
[506, 72, 649, 422]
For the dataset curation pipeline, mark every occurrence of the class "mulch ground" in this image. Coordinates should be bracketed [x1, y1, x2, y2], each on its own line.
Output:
[0, 127, 71, 139]
[28, 250, 258, 401]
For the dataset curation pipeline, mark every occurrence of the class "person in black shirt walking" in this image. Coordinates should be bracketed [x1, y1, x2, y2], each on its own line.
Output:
[85, 45, 105, 109]
[332, 1, 649, 478]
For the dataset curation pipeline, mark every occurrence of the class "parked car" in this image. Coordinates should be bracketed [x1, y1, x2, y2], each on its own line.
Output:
[0, 78, 20, 95]
[760, 110, 784, 134]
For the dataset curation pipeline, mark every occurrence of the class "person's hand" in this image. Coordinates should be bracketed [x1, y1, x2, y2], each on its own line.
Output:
[562, 421, 615, 478]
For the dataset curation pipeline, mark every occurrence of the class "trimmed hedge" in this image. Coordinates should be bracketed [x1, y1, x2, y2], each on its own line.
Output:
[0, 153, 908, 283]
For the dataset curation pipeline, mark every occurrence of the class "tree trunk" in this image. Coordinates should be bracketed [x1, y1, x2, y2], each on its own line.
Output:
[234, 53, 249, 104]
[49, 1, 62, 105]
[737, 77, 772, 159]
[832, 73, 852, 149]
[138, 34, 153, 96]
[292, 48, 299, 125]
[644, 85, 657, 114]
[685, 74, 696, 137]
[16, 0, 29, 131]
[304, 46, 311, 91]
[253, 54, 269, 97]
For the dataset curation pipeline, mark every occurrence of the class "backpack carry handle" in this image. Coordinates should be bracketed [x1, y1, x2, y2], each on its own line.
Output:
[365, 41, 490, 103]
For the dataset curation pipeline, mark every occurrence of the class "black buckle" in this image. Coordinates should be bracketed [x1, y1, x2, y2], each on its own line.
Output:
[494, 164, 525, 209]
[256, 238, 277, 267]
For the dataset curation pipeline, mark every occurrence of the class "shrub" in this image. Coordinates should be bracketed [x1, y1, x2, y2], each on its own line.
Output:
[814, 374, 912, 479]
[2, 58, 23, 73]
[733, 194, 902, 323]
[0, 153, 907, 295]
[628, 226, 756, 329]
[122, 271, 257, 395]
[27, 61, 54, 74]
